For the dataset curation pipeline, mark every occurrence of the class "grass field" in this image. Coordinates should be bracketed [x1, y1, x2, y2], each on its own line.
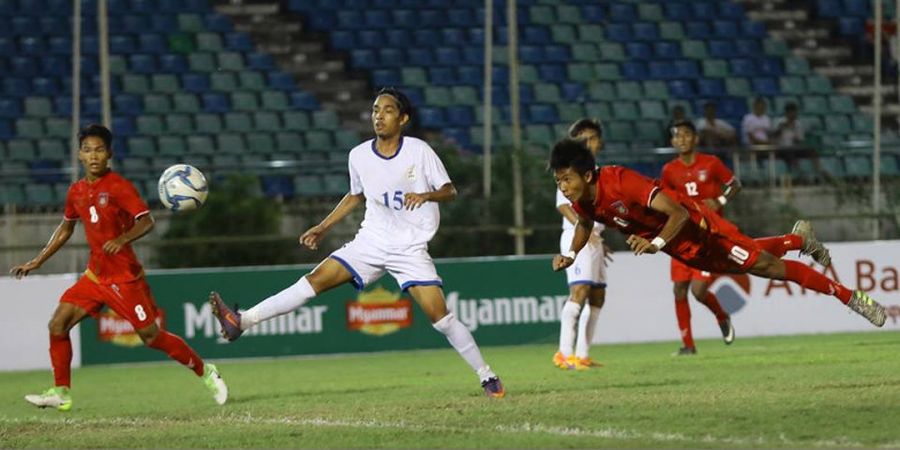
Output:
[1, 332, 899, 448]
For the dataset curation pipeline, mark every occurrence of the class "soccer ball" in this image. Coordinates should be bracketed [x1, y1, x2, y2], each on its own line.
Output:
[158, 164, 208, 212]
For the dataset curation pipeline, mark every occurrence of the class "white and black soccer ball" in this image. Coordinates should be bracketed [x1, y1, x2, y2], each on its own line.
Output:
[158, 164, 208, 212]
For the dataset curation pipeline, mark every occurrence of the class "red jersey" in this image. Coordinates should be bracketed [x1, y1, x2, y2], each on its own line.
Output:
[660, 153, 734, 205]
[64, 171, 150, 284]
[571, 166, 727, 262]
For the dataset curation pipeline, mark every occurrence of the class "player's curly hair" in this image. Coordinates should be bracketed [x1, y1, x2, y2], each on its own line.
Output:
[549, 138, 596, 176]
[567, 118, 603, 139]
[376, 87, 412, 118]
[670, 119, 696, 135]
[78, 123, 113, 150]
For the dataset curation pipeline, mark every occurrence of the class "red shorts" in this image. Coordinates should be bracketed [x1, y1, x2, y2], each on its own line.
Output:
[670, 258, 713, 282]
[668, 214, 762, 275]
[61, 275, 159, 330]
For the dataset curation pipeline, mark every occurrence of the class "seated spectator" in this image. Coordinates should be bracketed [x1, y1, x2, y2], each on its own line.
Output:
[741, 97, 772, 145]
[696, 102, 737, 147]
[772, 102, 805, 147]
[663, 105, 688, 146]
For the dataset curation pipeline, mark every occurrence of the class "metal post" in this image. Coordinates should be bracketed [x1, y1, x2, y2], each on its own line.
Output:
[482, 0, 493, 199]
[98, 0, 111, 129]
[874, 0, 882, 240]
[507, 0, 525, 255]
[70, 0, 81, 185]
[70, 0, 82, 273]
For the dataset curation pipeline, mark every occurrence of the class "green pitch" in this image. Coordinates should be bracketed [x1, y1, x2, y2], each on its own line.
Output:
[1, 332, 898, 448]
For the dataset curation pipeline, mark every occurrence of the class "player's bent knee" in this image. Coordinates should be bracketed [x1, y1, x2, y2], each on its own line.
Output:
[569, 285, 591, 302]
[673, 282, 689, 298]
[137, 323, 161, 344]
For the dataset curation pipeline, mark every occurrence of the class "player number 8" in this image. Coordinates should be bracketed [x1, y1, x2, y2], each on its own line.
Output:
[134, 305, 147, 321]
[89, 206, 99, 223]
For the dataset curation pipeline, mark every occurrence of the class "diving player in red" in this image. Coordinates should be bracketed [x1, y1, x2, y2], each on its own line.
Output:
[660, 121, 741, 355]
[9, 124, 227, 411]
[549, 137, 887, 332]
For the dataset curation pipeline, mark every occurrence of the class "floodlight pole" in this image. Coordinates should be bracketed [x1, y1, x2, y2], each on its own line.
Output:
[507, 0, 525, 255]
[873, 0, 882, 240]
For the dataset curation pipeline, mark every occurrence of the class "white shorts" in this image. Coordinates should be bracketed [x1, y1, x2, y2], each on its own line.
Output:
[560, 229, 607, 288]
[329, 236, 442, 291]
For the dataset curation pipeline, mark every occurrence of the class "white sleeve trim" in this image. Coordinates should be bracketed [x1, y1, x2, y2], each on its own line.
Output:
[646, 186, 660, 207]
[63, 215, 79, 221]
[134, 210, 151, 220]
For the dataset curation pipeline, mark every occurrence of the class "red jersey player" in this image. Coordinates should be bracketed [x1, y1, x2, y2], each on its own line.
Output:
[9, 124, 227, 411]
[549, 137, 886, 333]
[660, 121, 741, 355]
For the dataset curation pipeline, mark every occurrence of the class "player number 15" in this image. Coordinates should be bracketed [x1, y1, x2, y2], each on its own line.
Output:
[381, 190, 404, 210]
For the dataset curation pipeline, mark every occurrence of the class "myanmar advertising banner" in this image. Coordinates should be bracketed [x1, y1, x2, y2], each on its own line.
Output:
[78, 256, 569, 365]
[32, 240, 896, 367]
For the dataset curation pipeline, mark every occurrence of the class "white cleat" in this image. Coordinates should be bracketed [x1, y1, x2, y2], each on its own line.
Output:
[202, 363, 228, 405]
[25, 386, 72, 411]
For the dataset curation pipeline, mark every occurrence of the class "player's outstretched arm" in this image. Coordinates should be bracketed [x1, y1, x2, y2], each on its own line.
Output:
[704, 177, 742, 211]
[9, 219, 76, 278]
[554, 216, 593, 271]
[103, 214, 155, 254]
[403, 182, 457, 210]
[300, 193, 364, 250]
[628, 191, 690, 255]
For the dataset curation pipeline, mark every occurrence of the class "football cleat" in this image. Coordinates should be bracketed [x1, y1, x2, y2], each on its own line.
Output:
[202, 363, 228, 405]
[481, 376, 505, 398]
[209, 291, 244, 342]
[578, 357, 603, 368]
[24, 386, 72, 412]
[792, 220, 832, 267]
[552, 351, 575, 370]
[567, 355, 591, 371]
[848, 290, 887, 327]
[719, 318, 735, 345]
[673, 346, 697, 356]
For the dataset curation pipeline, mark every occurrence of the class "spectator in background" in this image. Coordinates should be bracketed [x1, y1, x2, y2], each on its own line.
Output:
[772, 103, 805, 147]
[663, 105, 688, 146]
[696, 102, 737, 148]
[741, 98, 772, 145]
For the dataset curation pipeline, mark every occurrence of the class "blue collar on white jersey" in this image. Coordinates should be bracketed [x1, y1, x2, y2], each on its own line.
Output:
[371, 136, 404, 160]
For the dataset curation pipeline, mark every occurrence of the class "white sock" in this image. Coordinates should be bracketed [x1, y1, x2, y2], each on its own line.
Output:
[241, 276, 317, 330]
[575, 305, 601, 359]
[558, 300, 582, 357]
[433, 313, 495, 382]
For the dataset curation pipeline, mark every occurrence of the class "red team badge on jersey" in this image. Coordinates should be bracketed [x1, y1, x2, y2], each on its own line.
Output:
[98, 192, 109, 207]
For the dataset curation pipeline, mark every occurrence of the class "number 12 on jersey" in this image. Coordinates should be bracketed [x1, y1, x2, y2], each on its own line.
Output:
[381, 190, 404, 210]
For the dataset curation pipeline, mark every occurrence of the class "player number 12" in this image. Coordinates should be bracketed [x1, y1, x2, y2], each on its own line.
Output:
[381, 190, 404, 210]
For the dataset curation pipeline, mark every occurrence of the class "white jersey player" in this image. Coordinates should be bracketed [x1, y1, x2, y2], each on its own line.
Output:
[553, 118, 611, 371]
[208, 88, 504, 398]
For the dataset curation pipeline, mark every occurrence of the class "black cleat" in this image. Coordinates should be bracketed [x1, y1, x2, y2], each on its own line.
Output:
[209, 291, 244, 342]
[719, 318, 735, 345]
[673, 346, 697, 356]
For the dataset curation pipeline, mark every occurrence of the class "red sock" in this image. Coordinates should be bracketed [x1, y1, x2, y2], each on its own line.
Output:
[754, 234, 803, 258]
[699, 292, 729, 323]
[147, 331, 204, 376]
[783, 260, 852, 304]
[675, 298, 694, 349]
[49, 334, 72, 387]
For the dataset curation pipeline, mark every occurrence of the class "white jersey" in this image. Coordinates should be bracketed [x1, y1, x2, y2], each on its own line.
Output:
[556, 189, 604, 234]
[348, 136, 451, 247]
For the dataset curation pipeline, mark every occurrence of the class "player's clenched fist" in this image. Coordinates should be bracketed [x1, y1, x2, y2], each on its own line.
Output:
[552, 254, 574, 271]
[299, 225, 326, 250]
[626, 234, 659, 255]
[9, 260, 41, 279]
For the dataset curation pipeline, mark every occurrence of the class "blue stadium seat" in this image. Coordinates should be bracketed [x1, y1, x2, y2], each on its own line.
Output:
[539, 64, 567, 83]
[435, 47, 461, 66]
[709, 40, 738, 58]
[561, 82, 585, 102]
[290, 91, 319, 110]
[758, 57, 783, 76]
[446, 106, 474, 127]
[11, 56, 37, 77]
[202, 93, 230, 113]
[205, 13, 234, 32]
[697, 79, 725, 97]
[32, 77, 59, 96]
[736, 39, 761, 56]
[114, 94, 142, 116]
[545, 45, 570, 62]
[719, 2, 745, 19]
[408, 48, 434, 66]
[817, 0, 842, 18]
[751, 77, 780, 96]
[364, 10, 390, 28]
[633, 23, 659, 41]
[664, 2, 691, 20]
[839, 17, 864, 35]
[268, 72, 295, 91]
[674, 60, 699, 78]
[225, 32, 254, 52]
[112, 116, 136, 136]
[110, 35, 136, 54]
[336, 10, 363, 29]
[741, 20, 767, 38]
[413, 29, 439, 47]
[448, 9, 475, 27]
[160, 54, 188, 73]
[457, 66, 481, 85]
[582, 4, 607, 22]
[419, 10, 442, 27]
[372, 69, 401, 87]
[354, 30, 381, 48]
[668, 80, 695, 98]
[138, 34, 166, 54]
[686, 22, 711, 40]
[730, 58, 758, 77]
[691, 1, 717, 17]
[0, 98, 22, 118]
[41, 56, 67, 77]
[392, 9, 416, 28]
[649, 61, 676, 79]
[529, 104, 559, 124]
[606, 24, 632, 42]
[713, 20, 738, 39]
[428, 67, 456, 86]
[18, 37, 46, 55]
[523, 26, 551, 45]
[331, 30, 355, 49]
[151, 16, 178, 33]
[129, 54, 158, 74]
[181, 73, 210, 93]
[418, 106, 446, 128]
[441, 28, 465, 46]
[378, 48, 403, 66]
[260, 175, 294, 199]
[654, 42, 681, 59]
[626, 43, 652, 60]
[622, 61, 649, 80]
[247, 52, 275, 71]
